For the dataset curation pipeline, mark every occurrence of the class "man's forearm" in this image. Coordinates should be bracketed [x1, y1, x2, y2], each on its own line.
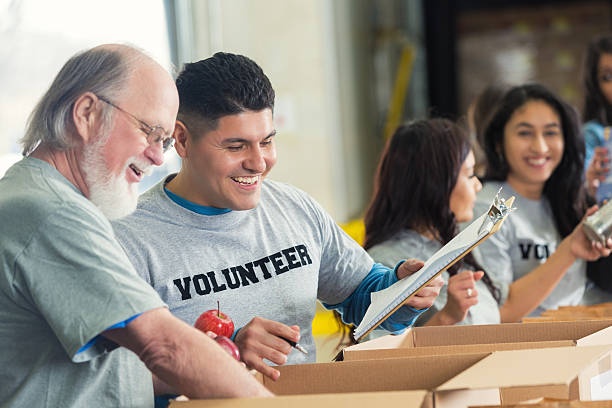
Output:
[104, 308, 273, 399]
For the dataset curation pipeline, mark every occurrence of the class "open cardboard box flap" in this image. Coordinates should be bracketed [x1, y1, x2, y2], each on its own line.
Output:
[265, 352, 490, 395]
[342, 340, 576, 360]
[169, 390, 431, 408]
[263, 352, 502, 408]
[342, 320, 612, 361]
[170, 344, 612, 408]
[412, 321, 612, 346]
[438, 346, 612, 396]
[470, 400, 612, 408]
[169, 352, 494, 408]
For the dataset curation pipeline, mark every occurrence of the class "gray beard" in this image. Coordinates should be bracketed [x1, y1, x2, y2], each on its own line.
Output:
[80, 133, 138, 220]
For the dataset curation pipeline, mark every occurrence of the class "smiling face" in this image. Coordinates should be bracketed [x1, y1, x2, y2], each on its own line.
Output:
[179, 109, 277, 210]
[449, 150, 482, 223]
[598, 53, 612, 106]
[82, 60, 179, 219]
[502, 99, 564, 199]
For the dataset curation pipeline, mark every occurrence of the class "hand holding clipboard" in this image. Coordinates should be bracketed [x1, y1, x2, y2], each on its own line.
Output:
[353, 189, 515, 341]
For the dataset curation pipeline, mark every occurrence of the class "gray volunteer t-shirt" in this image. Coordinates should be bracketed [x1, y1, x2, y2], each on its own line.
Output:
[113, 176, 373, 364]
[0, 158, 166, 408]
[471, 181, 586, 316]
[368, 229, 501, 325]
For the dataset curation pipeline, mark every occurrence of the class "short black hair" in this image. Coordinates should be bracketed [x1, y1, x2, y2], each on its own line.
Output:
[175, 52, 275, 136]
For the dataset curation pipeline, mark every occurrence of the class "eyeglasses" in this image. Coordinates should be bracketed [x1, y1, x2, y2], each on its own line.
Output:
[97, 96, 175, 153]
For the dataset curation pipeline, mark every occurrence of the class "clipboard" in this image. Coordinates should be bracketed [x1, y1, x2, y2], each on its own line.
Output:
[353, 189, 515, 342]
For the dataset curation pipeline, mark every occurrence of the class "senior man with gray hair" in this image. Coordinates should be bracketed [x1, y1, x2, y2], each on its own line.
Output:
[0, 44, 271, 407]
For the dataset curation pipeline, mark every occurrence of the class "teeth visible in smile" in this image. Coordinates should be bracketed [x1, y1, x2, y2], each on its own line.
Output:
[527, 157, 547, 166]
[232, 176, 258, 185]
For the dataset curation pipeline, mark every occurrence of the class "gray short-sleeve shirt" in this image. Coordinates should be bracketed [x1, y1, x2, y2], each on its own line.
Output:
[0, 158, 166, 407]
[113, 176, 373, 364]
[471, 181, 586, 316]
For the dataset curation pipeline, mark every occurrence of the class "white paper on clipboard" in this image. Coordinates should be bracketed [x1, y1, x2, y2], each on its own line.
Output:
[353, 190, 515, 341]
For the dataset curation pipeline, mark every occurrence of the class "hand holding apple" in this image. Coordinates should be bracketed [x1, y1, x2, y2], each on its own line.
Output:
[194, 301, 235, 338]
[194, 302, 240, 361]
[214, 335, 241, 361]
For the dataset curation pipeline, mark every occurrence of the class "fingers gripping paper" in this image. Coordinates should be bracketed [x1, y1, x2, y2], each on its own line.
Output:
[354, 189, 515, 341]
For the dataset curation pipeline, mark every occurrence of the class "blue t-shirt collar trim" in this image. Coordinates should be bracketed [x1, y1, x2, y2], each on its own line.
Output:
[163, 186, 232, 215]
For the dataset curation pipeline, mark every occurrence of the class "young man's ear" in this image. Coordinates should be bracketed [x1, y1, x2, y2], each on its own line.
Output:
[72, 92, 101, 144]
[173, 121, 190, 159]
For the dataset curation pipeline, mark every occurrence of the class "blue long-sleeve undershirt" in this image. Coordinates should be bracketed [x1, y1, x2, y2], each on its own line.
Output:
[323, 261, 426, 334]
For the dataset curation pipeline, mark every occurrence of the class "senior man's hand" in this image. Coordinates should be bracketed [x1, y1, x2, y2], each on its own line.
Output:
[396, 258, 444, 310]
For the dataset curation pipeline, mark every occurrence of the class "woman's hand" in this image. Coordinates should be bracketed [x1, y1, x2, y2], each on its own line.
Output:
[565, 205, 612, 261]
[397, 259, 444, 310]
[438, 270, 484, 325]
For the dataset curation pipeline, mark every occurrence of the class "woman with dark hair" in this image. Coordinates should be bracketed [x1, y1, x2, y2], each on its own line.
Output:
[582, 34, 612, 200]
[474, 83, 611, 320]
[365, 118, 502, 325]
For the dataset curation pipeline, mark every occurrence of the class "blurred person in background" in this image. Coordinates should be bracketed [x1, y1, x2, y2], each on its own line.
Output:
[582, 34, 612, 199]
[473, 83, 611, 320]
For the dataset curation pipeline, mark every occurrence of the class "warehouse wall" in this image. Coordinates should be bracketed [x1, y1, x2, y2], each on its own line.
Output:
[177, 0, 376, 222]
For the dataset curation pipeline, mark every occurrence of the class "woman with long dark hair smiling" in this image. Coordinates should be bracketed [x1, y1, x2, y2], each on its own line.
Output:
[474, 83, 611, 320]
[365, 118, 501, 325]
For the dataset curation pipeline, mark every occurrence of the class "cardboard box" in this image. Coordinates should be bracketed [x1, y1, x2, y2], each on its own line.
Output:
[341, 320, 612, 361]
[437, 346, 612, 405]
[522, 317, 612, 323]
[172, 346, 612, 408]
[169, 390, 432, 408]
[524, 305, 612, 323]
[267, 353, 490, 396]
[472, 399, 612, 408]
[171, 352, 497, 408]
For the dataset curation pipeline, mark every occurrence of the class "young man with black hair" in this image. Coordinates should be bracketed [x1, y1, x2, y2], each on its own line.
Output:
[113, 52, 443, 381]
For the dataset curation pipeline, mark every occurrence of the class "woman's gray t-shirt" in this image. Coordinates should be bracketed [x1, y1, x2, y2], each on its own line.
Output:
[471, 181, 586, 316]
[367, 229, 501, 325]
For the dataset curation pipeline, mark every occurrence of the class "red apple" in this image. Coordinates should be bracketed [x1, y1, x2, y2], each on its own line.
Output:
[215, 335, 241, 361]
[194, 301, 234, 338]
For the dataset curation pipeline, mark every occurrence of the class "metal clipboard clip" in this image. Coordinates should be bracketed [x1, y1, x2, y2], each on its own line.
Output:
[478, 187, 516, 236]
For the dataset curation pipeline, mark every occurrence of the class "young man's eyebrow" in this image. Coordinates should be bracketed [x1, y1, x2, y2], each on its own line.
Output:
[222, 138, 248, 144]
[222, 130, 277, 144]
